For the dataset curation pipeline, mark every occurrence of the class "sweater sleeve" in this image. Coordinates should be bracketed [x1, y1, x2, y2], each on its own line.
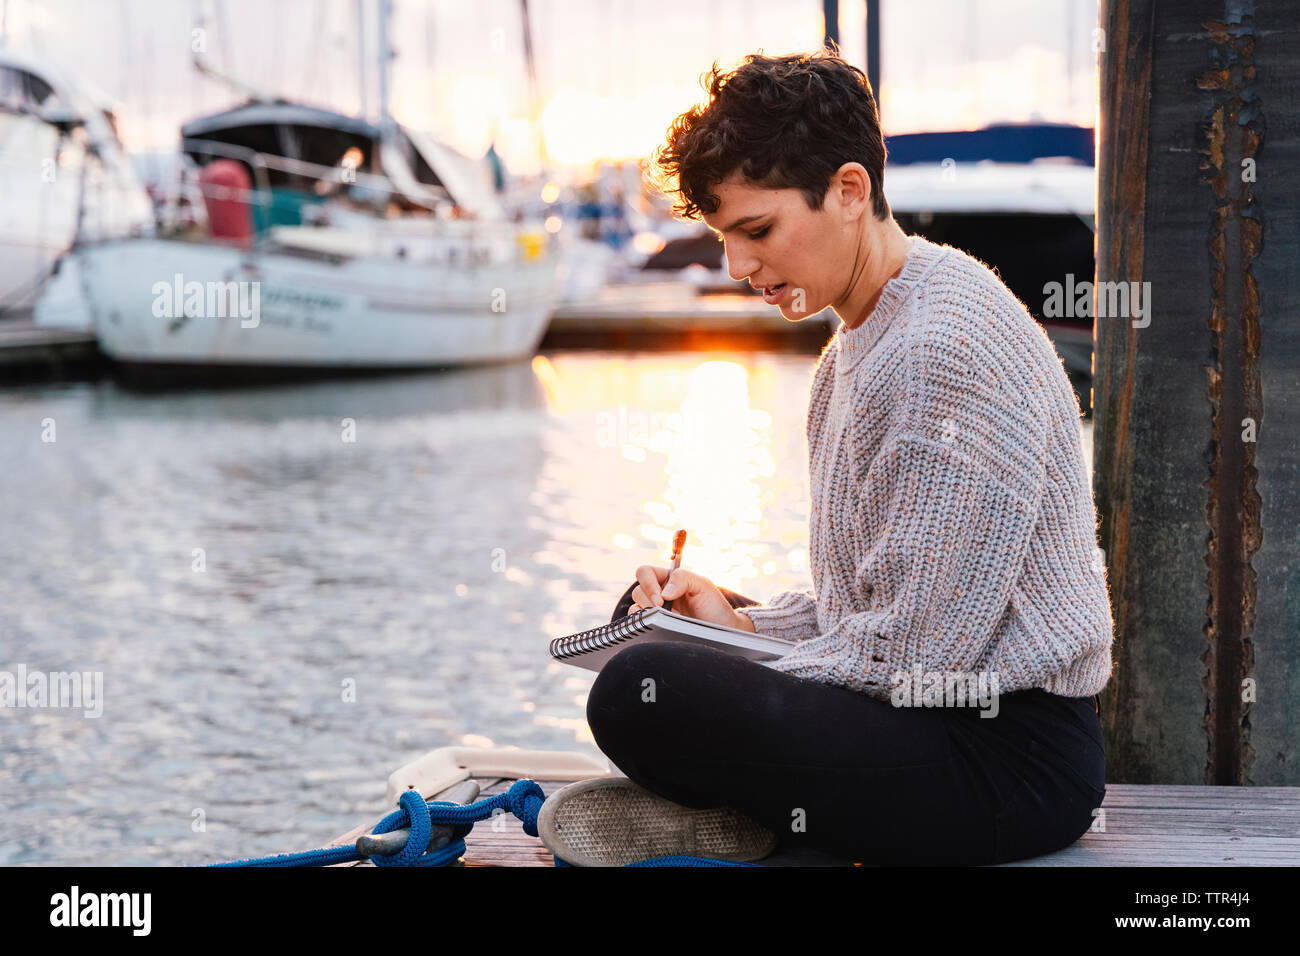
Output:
[734, 588, 819, 644]
[759, 430, 1045, 701]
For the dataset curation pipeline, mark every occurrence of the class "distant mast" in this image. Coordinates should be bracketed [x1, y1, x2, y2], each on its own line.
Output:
[355, 0, 369, 121]
[827, 0, 881, 114]
[376, 0, 394, 137]
[822, 0, 837, 49]
[191, 9, 274, 102]
[866, 0, 880, 109]
[520, 0, 548, 171]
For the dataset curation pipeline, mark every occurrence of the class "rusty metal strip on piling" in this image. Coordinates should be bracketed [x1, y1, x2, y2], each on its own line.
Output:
[1196, 4, 1263, 785]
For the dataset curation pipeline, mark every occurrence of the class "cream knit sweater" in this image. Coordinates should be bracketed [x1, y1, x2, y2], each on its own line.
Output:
[737, 234, 1114, 702]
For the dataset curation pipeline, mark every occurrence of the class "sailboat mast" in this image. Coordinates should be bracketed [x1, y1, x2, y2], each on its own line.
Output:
[520, 0, 548, 170]
[865, 0, 880, 106]
[377, 0, 393, 133]
[190, 1, 274, 102]
[355, 0, 368, 120]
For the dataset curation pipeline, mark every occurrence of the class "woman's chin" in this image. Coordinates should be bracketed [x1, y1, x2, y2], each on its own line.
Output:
[779, 300, 819, 322]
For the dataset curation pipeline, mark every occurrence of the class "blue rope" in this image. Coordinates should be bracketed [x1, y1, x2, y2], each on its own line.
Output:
[209, 780, 545, 868]
[208, 779, 762, 868]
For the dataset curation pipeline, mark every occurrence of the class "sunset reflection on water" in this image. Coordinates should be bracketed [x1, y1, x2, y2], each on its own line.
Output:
[529, 352, 815, 626]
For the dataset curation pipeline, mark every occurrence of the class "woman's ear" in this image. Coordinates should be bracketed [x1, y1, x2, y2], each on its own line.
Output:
[831, 162, 873, 222]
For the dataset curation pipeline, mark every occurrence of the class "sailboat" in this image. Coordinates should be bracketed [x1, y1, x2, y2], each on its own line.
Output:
[70, 1, 557, 382]
[0, 48, 153, 320]
[883, 122, 1097, 408]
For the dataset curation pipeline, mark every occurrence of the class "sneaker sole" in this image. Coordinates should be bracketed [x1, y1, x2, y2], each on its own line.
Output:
[537, 777, 778, 867]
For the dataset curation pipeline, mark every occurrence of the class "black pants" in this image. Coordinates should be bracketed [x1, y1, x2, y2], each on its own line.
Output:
[587, 581, 1107, 865]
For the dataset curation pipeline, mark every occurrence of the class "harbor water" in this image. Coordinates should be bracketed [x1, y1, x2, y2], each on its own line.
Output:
[0, 350, 1093, 865]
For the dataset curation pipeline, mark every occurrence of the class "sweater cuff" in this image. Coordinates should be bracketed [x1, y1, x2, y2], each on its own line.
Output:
[735, 589, 819, 644]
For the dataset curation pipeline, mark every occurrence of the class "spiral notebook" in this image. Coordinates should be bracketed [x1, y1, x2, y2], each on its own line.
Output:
[549, 605, 797, 673]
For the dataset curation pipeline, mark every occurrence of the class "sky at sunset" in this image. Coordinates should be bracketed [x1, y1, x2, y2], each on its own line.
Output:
[2, 0, 1100, 176]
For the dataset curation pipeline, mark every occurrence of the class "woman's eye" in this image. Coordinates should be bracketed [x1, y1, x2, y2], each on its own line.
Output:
[748, 226, 771, 239]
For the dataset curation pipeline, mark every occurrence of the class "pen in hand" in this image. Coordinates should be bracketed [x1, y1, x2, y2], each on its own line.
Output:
[663, 529, 687, 612]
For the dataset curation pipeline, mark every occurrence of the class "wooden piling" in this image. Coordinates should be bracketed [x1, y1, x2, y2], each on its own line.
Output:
[1095, 0, 1299, 784]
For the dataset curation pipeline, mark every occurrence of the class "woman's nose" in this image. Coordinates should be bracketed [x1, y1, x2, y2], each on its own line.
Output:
[724, 249, 758, 283]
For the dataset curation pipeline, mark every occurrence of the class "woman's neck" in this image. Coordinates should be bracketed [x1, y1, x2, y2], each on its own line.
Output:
[836, 218, 912, 331]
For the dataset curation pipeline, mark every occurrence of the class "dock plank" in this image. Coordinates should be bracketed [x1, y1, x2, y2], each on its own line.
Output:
[992, 784, 1300, 866]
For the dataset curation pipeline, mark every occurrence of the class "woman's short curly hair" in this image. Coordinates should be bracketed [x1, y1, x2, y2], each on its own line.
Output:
[650, 49, 889, 222]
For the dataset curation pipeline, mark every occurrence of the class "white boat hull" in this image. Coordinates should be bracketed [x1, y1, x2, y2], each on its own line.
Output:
[1, 70, 154, 317]
[81, 237, 558, 368]
[0, 114, 87, 315]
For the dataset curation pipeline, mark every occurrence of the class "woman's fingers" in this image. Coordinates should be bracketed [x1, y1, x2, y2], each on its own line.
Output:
[629, 584, 654, 610]
[631, 565, 712, 610]
[662, 568, 691, 600]
[634, 565, 669, 606]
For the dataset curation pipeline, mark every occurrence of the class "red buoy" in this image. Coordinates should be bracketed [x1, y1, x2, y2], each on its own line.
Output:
[197, 159, 254, 248]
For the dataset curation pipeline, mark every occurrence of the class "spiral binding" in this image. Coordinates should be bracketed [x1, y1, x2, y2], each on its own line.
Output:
[550, 606, 654, 660]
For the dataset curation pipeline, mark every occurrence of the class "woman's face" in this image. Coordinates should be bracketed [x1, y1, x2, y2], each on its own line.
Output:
[701, 169, 860, 320]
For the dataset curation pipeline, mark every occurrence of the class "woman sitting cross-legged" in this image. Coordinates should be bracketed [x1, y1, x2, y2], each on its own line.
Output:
[536, 48, 1114, 868]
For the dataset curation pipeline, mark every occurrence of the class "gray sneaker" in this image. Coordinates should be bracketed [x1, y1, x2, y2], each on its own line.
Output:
[537, 776, 778, 866]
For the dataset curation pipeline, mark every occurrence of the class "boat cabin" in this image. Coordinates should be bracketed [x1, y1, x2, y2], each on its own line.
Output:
[179, 99, 505, 233]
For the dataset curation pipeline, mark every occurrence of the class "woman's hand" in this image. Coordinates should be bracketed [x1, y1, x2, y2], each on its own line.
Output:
[629, 565, 755, 632]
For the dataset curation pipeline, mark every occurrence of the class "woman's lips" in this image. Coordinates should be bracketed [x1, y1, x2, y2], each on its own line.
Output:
[762, 282, 788, 304]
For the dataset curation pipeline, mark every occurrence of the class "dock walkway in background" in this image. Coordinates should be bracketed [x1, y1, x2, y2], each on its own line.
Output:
[0, 320, 102, 377]
[544, 283, 836, 351]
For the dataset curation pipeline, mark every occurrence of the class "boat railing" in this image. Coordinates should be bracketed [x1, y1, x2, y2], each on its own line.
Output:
[180, 137, 446, 211]
[166, 138, 548, 257]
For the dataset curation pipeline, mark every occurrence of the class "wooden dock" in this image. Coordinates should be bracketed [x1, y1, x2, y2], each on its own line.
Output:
[543, 283, 837, 351]
[1001, 784, 1300, 867]
[0, 320, 103, 378]
[326, 778, 1300, 867]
